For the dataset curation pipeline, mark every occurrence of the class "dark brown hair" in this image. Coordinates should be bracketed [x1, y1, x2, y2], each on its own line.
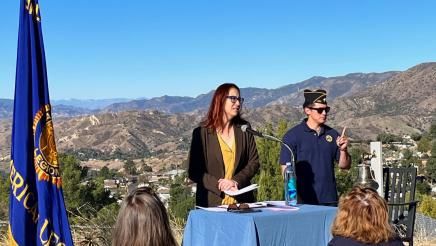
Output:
[112, 187, 177, 246]
[201, 83, 245, 131]
[331, 186, 396, 244]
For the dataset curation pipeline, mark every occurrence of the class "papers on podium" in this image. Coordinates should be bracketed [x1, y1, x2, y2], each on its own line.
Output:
[218, 202, 267, 209]
[264, 201, 300, 211]
[195, 202, 267, 211]
[224, 184, 259, 196]
[195, 206, 227, 212]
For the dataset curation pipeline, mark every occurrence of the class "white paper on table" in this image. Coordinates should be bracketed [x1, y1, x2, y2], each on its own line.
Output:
[195, 206, 227, 212]
[218, 202, 268, 209]
[224, 184, 259, 196]
[265, 201, 287, 207]
[264, 201, 300, 211]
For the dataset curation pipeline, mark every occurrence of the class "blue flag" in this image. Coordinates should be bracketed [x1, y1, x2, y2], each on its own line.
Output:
[9, 0, 74, 245]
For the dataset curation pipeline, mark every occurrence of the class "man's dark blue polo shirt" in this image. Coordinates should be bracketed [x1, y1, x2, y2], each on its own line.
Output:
[279, 119, 340, 205]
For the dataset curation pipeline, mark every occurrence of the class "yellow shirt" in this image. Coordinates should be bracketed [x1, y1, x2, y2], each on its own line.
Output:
[217, 134, 237, 205]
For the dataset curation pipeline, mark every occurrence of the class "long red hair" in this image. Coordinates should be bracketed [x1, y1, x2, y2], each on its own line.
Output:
[201, 83, 245, 131]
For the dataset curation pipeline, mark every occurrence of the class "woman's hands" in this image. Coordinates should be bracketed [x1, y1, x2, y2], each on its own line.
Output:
[218, 179, 238, 192]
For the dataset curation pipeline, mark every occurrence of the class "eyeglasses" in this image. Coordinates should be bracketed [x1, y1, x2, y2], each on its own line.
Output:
[226, 96, 244, 104]
[227, 203, 250, 211]
[308, 106, 330, 114]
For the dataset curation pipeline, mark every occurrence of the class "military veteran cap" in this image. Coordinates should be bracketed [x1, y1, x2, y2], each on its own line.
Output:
[303, 89, 327, 107]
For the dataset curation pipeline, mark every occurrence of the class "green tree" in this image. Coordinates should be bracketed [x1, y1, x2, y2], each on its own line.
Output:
[402, 149, 413, 160]
[88, 176, 116, 211]
[0, 174, 10, 219]
[254, 120, 290, 201]
[426, 157, 436, 182]
[430, 123, 436, 139]
[417, 194, 436, 219]
[335, 168, 354, 197]
[99, 166, 112, 179]
[432, 140, 436, 155]
[59, 154, 116, 218]
[124, 159, 137, 175]
[169, 174, 195, 220]
[417, 137, 431, 153]
[416, 180, 431, 195]
[411, 133, 421, 141]
[335, 147, 362, 196]
[376, 133, 402, 143]
[60, 154, 90, 213]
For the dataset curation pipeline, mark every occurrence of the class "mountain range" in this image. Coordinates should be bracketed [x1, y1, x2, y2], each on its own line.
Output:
[0, 62, 435, 168]
[0, 71, 397, 118]
[94, 71, 398, 113]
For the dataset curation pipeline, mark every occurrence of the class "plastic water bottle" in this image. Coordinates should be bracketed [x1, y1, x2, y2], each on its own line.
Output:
[284, 162, 297, 206]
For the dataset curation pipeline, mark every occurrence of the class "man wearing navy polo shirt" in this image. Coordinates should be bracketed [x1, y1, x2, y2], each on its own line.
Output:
[279, 89, 351, 205]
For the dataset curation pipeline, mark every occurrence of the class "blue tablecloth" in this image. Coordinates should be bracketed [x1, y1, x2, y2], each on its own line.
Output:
[183, 204, 338, 246]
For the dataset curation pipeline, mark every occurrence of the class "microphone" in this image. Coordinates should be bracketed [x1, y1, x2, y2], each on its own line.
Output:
[241, 124, 295, 164]
[241, 125, 264, 138]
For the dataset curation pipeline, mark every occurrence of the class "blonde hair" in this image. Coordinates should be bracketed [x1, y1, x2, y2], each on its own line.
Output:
[112, 187, 177, 246]
[331, 186, 396, 244]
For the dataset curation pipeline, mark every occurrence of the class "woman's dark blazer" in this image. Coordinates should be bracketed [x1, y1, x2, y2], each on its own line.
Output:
[188, 124, 260, 207]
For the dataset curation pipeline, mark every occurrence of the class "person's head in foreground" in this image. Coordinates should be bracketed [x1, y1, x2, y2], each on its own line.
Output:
[330, 186, 403, 245]
[112, 187, 177, 246]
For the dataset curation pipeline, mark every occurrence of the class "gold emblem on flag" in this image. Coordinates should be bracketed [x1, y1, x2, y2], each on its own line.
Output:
[33, 104, 62, 187]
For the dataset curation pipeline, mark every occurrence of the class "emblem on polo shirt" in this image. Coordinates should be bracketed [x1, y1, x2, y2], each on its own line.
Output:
[325, 135, 333, 142]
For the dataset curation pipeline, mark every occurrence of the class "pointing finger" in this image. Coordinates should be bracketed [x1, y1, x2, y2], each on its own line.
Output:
[341, 126, 347, 137]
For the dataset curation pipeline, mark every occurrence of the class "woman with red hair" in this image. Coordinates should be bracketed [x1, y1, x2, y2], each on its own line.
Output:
[188, 83, 260, 207]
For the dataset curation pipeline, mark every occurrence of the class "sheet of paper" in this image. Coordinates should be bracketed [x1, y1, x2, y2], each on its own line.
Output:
[218, 202, 267, 209]
[263, 207, 300, 211]
[264, 201, 300, 210]
[195, 206, 227, 212]
[265, 200, 286, 207]
[224, 184, 259, 196]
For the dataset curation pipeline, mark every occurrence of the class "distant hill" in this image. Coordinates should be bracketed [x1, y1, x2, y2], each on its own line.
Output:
[52, 98, 134, 110]
[102, 71, 397, 113]
[0, 99, 13, 119]
[0, 63, 434, 169]
[0, 98, 136, 119]
[103, 96, 197, 113]
[333, 63, 436, 117]
[0, 71, 396, 118]
[52, 110, 201, 155]
[330, 62, 436, 139]
[267, 72, 397, 107]
[0, 100, 96, 119]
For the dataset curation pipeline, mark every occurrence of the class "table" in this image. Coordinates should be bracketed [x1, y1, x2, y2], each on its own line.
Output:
[183, 204, 337, 246]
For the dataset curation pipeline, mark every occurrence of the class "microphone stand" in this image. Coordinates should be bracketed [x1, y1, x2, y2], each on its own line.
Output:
[245, 126, 299, 204]
[256, 132, 296, 171]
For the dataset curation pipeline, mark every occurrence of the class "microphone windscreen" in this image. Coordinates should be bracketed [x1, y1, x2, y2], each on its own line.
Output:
[241, 124, 249, 132]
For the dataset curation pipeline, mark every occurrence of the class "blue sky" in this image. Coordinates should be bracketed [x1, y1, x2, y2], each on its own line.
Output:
[1, 0, 435, 100]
